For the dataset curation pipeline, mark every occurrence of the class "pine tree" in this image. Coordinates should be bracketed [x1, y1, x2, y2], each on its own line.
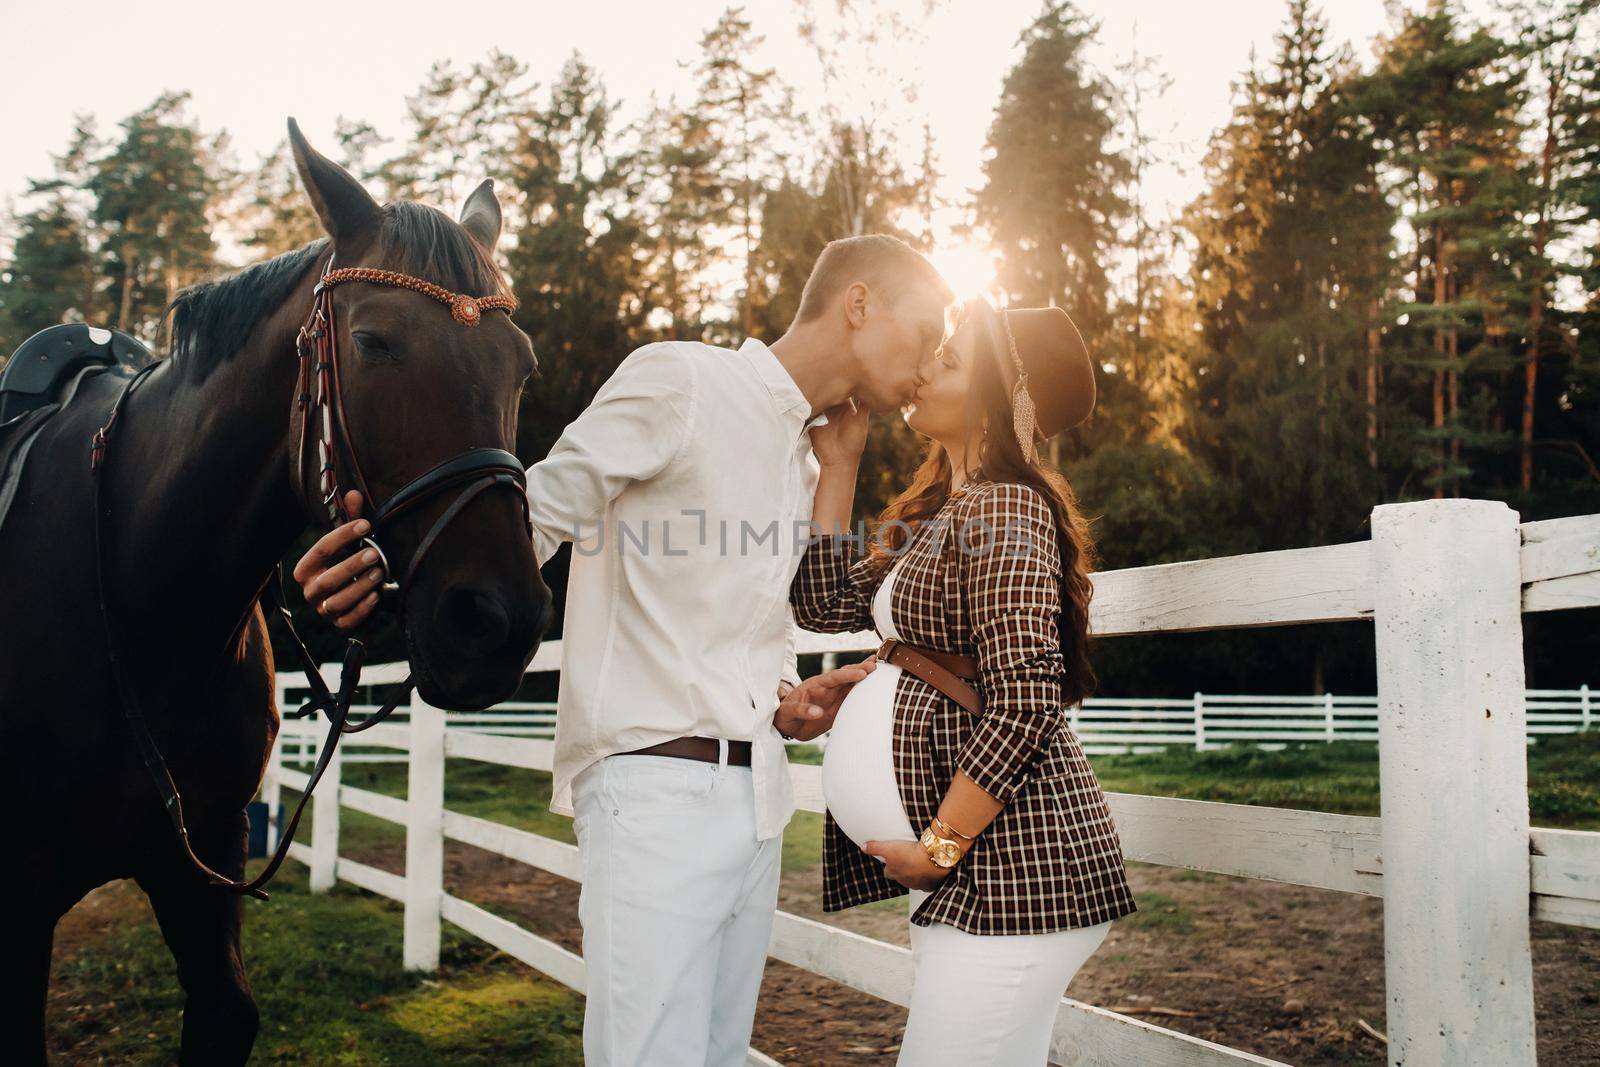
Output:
[749, 176, 831, 336]
[1082, 33, 1199, 461]
[745, 131, 929, 524]
[0, 200, 96, 353]
[1509, 0, 1600, 521]
[693, 6, 793, 336]
[235, 140, 323, 258]
[790, 0, 934, 243]
[749, 122, 927, 341]
[88, 92, 219, 343]
[1182, 0, 1395, 560]
[0, 119, 104, 350]
[332, 117, 391, 192]
[1112, 38, 1174, 377]
[1511, 0, 1600, 492]
[976, 1, 1129, 345]
[636, 96, 729, 342]
[815, 123, 927, 243]
[1564, 16, 1600, 298]
[503, 55, 651, 464]
[1354, 4, 1528, 498]
[380, 52, 534, 212]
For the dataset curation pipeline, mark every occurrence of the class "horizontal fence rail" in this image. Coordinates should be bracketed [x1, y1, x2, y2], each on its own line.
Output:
[259, 502, 1600, 1067]
[273, 681, 1594, 764]
[266, 714, 1290, 1066]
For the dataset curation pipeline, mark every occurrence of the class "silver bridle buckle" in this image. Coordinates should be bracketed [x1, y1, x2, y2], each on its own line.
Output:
[359, 535, 401, 595]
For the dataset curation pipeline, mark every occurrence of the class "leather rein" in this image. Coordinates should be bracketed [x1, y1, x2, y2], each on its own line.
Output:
[90, 252, 530, 899]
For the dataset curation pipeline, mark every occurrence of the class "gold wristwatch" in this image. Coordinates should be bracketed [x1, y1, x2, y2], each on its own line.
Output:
[919, 818, 967, 869]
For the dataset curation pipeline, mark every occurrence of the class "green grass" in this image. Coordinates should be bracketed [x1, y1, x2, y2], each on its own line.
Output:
[338, 759, 577, 848]
[1089, 732, 1600, 829]
[1522, 731, 1600, 826]
[308, 757, 832, 875]
[74, 734, 1598, 1063]
[785, 744, 826, 766]
[284, 732, 1600, 883]
[52, 866, 582, 1066]
[1119, 891, 1195, 934]
[781, 810, 825, 873]
[1091, 741, 1386, 816]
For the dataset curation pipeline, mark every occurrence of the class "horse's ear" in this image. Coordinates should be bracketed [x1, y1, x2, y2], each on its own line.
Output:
[287, 117, 381, 251]
[459, 178, 502, 251]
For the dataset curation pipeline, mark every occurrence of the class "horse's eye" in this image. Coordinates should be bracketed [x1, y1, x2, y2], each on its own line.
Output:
[353, 330, 390, 354]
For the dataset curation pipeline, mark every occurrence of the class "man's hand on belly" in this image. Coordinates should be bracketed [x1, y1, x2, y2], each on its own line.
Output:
[772, 656, 877, 742]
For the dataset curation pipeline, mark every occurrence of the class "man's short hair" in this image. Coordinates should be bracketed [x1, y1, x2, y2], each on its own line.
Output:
[792, 234, 952, 325]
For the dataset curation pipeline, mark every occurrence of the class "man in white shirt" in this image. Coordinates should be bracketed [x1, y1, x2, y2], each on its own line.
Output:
[297, 233, 953, 1064]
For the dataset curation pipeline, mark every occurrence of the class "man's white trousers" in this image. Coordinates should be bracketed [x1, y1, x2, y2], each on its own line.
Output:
[572, 752, 782, 1066]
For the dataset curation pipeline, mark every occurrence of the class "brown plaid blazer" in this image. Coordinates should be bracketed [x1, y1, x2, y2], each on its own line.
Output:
[790, 479, 1137, 935]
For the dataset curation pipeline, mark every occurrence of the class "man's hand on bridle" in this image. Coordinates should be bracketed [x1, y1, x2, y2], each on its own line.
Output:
[773, 656, 877, 742]
[293, 489, 383, 631]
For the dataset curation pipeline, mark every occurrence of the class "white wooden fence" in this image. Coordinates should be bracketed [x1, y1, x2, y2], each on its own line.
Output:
[274, 685, 1597, 764]
[261, 499, 1600, 1067]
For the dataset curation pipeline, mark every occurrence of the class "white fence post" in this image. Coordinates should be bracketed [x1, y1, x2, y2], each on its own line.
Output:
[404, 691, 446, 972]
[308, 718, 343, 893]
[1582, 683, 1591, 731]
[1370, 499, 1536, 1066]
[1323, 691, 1335, 743]
[1193, 692, 1205, 751]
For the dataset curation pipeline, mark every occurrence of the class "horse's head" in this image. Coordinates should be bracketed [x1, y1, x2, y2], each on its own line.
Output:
[287, 119, 551, 710]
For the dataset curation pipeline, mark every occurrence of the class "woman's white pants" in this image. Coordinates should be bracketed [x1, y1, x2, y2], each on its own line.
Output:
[897, 889, 1112, 1066]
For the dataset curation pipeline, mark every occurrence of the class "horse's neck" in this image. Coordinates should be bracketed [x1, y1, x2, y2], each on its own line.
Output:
[113, 289, 312, 676]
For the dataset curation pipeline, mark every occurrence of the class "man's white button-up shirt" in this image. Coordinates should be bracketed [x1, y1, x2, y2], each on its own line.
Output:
[524, 336, 827, 840]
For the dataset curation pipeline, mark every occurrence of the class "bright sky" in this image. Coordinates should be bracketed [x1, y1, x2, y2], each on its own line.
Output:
[5, 0, 1497, 296]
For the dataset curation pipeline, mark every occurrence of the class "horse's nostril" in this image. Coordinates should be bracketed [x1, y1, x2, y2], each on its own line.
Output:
[435, 583, 512, 656]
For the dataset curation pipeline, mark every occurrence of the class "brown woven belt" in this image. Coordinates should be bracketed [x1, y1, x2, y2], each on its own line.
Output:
[877, 638, 983, 716]
[621, 736, 753, 766]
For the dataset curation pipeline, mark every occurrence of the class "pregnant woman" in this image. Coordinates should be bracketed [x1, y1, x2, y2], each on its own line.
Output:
[790, 296, 1136, 1065]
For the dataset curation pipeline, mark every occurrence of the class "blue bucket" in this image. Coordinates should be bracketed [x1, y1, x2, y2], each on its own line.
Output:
[246, 801, 285, 858]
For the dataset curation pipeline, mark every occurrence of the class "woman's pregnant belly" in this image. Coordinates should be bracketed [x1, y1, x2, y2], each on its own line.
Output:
[822, 662, 917, 851]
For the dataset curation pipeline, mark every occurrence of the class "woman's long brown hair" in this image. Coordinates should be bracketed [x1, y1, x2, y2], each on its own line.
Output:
[866, 297, 1100, 707]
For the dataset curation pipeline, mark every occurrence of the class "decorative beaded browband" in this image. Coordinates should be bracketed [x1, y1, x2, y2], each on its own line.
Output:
[317, 266, 518, 327]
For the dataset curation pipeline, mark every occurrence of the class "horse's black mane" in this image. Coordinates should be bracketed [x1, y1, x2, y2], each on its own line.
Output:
[167, 201, 509, 374]
[166, 241, 323, 371]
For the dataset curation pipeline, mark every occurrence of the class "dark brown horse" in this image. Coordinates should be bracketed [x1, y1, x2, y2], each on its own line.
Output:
[0, 121, 551, 1063]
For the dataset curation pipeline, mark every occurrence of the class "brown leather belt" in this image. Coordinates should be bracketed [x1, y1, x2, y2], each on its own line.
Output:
[877, 638, 983, 716]
[621, 736, 753, 766]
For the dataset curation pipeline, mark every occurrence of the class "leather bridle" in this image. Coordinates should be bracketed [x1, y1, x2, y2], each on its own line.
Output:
[90, 251, 533, 898]
[295, 254, 531, 601]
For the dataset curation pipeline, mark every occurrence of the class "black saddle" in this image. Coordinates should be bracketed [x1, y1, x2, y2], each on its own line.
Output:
[0, 324, 155, 535]
[1, 323, 154, 425]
